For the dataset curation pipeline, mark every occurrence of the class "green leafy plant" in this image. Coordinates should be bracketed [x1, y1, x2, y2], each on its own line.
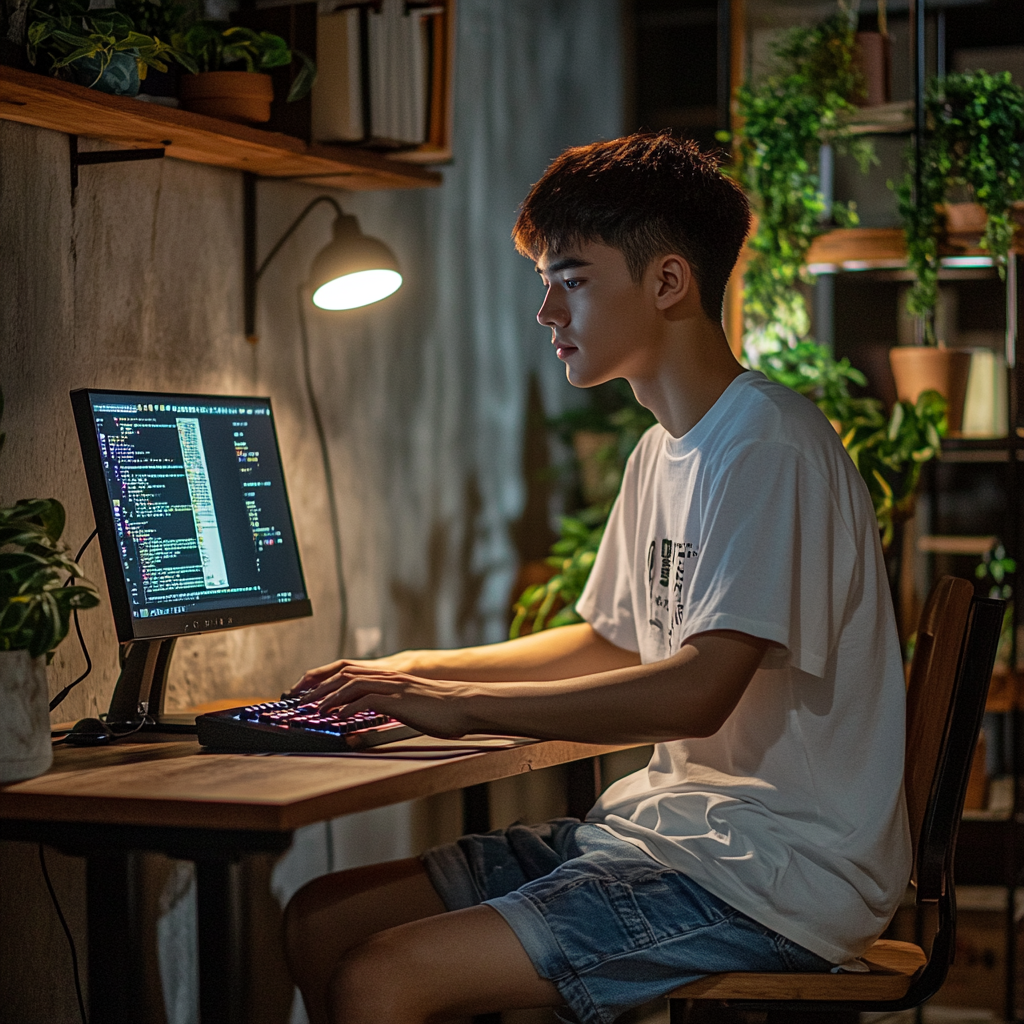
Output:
[732, 5, 876, 360]
[839, 390, 945, 550]
[180, 21, 315, 101]
[975, 541, 1016, 669]
[24, 0, 196, 85]
[897, 70, 1024, 341]
[510, 507, 605, 638]
[0, 393, 100, 661]
[114, 0, 200, 43]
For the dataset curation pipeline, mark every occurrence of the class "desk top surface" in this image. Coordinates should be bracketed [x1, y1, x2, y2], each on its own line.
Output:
[0, 737, 627, 833]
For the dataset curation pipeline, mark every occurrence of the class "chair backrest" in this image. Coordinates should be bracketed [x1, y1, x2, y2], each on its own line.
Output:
[903, 576, 1003, 901]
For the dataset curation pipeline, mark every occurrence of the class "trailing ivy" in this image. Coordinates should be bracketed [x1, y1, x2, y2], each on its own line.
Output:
[897, 70, 1024, 339]
[734, 8, 875, 359]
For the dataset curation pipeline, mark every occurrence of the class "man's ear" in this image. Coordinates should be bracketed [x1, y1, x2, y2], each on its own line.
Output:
[651, 254, 693, 310]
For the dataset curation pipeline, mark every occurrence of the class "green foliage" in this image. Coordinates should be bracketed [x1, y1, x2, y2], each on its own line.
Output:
[975, 541, 1016, 667]
[180, 21, 316, 101]
[756, 339, 867, 420]
[24, 0, 197, 82]
[732, 6, 875, 359]
[759, 346, 946, 549]
[510, 508, 606, 638]
[839, 390, 946, 550]
[0, 388, 99, 661]
[510, 382, 655, 638]
[0, 498, 100, 661]
[897, 70, 1024, 338]
[114, 0, 200, 42]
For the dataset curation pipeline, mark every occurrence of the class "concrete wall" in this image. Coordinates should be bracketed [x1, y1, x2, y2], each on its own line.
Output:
[0, 2, 624, 1020]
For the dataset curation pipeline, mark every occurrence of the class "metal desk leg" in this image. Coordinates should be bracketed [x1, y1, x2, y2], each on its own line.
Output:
[196, 858, 245, 1024]
[86, 852, 144, 1024]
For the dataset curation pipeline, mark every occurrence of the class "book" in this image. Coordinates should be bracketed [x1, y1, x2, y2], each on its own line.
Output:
[312, 7, 364, 143]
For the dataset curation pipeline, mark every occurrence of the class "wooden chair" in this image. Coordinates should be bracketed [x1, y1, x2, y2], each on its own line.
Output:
[664, 576, 1004, 1023]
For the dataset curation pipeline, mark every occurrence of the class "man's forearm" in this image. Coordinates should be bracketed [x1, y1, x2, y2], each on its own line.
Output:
[396, 622, 640, 682]
[448, 631, 769, 744]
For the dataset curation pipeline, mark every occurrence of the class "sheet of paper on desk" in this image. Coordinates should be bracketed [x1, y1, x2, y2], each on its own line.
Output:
[260, 734, 538, 759]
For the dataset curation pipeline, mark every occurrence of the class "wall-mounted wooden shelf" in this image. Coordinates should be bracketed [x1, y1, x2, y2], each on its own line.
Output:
[0, 64, 442, 191]
[805, 224, 1024, 271]
[845, 101, 914, 136]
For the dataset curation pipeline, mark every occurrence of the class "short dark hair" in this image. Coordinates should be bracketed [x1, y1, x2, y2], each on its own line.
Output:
[513, 133, 750, 322]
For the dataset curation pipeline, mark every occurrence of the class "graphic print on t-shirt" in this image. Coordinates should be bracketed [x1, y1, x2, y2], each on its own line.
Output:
[646, 536, 698, 655]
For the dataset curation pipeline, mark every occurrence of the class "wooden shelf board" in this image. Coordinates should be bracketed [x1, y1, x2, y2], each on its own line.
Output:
[846, 100, 914, 135]
[917, 535, 999, 556]
[987, 670, 1024, 713]
[0, 64, 442, 191]
[805, 227, 1024, 270]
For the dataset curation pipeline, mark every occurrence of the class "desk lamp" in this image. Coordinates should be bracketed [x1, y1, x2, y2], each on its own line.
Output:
[243, 188, 402, 343]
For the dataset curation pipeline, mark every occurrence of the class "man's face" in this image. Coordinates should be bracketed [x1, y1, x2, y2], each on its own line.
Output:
[535, 241, 655, 388]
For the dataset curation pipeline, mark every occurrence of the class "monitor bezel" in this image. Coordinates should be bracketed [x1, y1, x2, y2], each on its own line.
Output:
[71, 387, 313, 644]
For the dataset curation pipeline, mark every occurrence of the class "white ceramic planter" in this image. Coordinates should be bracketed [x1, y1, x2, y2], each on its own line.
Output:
[0, 650, 53, 783]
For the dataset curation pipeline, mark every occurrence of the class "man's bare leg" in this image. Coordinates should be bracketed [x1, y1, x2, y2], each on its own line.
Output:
[285, 857, 448, 1024]
[285, 857, 563, 1024]
[329, 903, 563, 1023]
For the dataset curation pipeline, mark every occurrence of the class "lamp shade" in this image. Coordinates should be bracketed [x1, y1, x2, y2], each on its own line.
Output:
[309, 214, 403, 310]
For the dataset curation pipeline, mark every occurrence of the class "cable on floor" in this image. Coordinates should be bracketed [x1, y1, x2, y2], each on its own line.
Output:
[38, 843, 88, 1024]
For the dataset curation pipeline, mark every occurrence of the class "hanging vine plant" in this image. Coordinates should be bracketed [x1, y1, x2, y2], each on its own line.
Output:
[733, 5, 875, 360]
[897, 69, 1024, 341]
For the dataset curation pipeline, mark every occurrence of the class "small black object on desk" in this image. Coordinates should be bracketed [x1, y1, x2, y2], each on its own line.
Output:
[65, 717, 114, 746]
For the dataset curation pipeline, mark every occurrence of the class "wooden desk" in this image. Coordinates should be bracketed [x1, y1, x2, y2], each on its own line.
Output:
[0, 735, 626, 1024]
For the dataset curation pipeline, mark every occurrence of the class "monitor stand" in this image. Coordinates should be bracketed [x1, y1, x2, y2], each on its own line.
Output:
[105, 638, 198, 733]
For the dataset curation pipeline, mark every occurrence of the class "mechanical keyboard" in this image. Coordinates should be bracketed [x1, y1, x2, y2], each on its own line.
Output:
[196, 696, 420, 752]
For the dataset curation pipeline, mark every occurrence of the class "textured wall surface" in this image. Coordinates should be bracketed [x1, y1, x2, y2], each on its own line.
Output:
[0, 2, 622, 1020]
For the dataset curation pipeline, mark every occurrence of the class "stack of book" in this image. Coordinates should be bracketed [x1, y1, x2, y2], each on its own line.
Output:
[313, 0, 443, 148]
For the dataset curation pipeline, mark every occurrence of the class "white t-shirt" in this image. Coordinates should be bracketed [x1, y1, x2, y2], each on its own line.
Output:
[577, 371, 911, 965]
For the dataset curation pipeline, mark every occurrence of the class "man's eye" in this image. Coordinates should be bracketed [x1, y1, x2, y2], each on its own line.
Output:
[565, 278, 581, 288]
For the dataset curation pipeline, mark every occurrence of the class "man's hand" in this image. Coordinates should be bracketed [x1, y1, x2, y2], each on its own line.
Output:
[300, 664, 479, 738]
[289, 651, 424, 702]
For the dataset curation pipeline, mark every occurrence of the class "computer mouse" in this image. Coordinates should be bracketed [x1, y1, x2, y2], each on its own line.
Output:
[65, 717, 114, 746]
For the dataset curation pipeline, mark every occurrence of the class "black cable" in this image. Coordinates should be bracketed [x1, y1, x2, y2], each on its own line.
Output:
[38, 844, 88, 1024]
[298, 286, 349, 658]
[49, 530, 98, 714]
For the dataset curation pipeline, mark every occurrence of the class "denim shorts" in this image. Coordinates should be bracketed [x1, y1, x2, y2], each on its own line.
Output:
[421, 818, 833, 1024]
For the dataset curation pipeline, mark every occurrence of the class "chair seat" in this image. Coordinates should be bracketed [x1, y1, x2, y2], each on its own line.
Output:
[665, 939, 927, 1003]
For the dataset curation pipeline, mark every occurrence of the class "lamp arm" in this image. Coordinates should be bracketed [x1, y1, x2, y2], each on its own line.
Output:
[256, 195, 346, 281]
[244, 183, 345, 344]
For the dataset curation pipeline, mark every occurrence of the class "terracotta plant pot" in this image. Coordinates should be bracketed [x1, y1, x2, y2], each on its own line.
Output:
[854, 32, 890, 107]
[0, 650, 53, 783]
[179, 71, 273, 124]
[889, 346, 973, 435]
[942, 202, 988, 234]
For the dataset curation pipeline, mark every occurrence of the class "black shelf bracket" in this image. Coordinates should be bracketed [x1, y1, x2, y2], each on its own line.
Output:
[69, 133, 166, 192]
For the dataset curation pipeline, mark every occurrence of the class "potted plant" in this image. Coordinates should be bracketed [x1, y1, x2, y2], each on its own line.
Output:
[0, 393, 100, 782]
[23, 0, 196, 97]
[178, 20, 315, 124]
[853, 0, 890, 108]
[893, 69, 1024, 429]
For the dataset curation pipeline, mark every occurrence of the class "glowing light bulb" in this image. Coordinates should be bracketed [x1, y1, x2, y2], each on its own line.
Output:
[312, 269, 403, 310]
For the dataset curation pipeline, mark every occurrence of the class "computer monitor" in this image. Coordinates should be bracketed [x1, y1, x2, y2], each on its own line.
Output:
[72, 388, 312, 728]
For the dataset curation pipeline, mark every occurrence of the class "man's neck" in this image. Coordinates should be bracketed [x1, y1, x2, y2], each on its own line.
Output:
[627, 319, 746, 439]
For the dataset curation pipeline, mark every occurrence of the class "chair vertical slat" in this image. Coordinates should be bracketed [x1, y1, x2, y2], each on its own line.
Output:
[903, 576, 973, 890]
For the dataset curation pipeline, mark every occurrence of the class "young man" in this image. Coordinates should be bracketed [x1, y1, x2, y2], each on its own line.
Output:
[284, 133, 911, 1024]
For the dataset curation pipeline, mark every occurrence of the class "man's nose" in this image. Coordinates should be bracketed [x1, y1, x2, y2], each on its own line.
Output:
[537, 289, 568, 328]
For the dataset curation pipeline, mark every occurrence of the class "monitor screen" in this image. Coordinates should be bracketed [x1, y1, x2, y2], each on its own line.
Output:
[72, 388, 312, 642]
